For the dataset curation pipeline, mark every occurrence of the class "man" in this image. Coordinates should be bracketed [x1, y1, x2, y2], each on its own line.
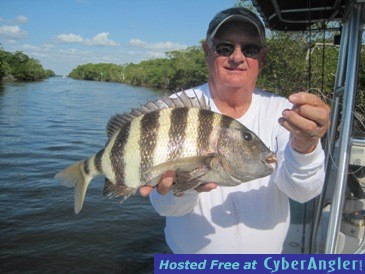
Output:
[140, 7, 330, 253]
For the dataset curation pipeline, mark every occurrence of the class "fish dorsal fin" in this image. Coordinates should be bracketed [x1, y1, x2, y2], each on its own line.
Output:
[106, 90, 210, 138]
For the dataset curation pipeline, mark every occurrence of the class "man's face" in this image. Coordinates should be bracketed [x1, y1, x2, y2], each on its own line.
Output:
[204, 22, 266, 91]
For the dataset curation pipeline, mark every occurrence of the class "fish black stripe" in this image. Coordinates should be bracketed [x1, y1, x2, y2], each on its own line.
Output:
[94, 148, 104, 173]
[110, 122, 131, 184]
[83, 160, 90, 175]
[220, 114, 233, 130]
[140, 111, 160, 177]
[198, 109, 214, 153]
[168, 108, 188, 160]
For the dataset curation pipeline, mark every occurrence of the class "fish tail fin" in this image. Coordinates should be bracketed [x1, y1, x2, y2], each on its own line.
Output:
[55, 160, 93, 214]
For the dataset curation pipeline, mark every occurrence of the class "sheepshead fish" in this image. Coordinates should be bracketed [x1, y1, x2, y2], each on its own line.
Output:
[55, 91, 276, 213]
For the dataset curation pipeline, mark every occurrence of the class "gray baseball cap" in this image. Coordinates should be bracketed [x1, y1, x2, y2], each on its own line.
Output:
[206, 7, 266, 46]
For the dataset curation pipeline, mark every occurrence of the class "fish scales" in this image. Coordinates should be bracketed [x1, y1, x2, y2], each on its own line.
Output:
[93, 149, 104, 173]
[83, 159, 90, 175]
[183, 108, 202, 158]
[123, 115, 143, 188]
[140, 110, 160, 180]
[152, 108, 172, 169]
[197, 109, 227, 155]
[109, 122, 130, 184]
[168, 108, 189, 160]
[197, 109, 215, 154]
[82, 154, 100, 180]
[55, 91, 276, 214]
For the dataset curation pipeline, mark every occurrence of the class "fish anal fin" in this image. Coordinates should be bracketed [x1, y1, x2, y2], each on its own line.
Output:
[103, 178, 136, 203]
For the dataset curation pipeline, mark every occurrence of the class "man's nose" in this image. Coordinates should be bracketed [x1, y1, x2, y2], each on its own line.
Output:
[229, 45, 245, 62]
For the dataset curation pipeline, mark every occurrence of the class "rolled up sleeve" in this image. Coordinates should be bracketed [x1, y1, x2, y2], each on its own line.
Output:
[274, 141, 325, 203]
[149, 189, 200, 216]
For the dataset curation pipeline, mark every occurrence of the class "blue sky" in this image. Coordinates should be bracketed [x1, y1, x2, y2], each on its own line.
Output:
[1, 0, 238, 75]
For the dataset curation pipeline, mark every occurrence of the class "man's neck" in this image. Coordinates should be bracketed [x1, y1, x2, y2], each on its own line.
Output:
[209, 83, 253, 119]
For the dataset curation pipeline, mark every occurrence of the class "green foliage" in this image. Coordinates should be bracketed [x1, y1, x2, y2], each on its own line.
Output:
[70, 63, 124, 82]
[69, 46, 207, 91]
[0, 49, 11, 80]
[258, 32, 308, 96]
[257, 32, 341, 100]
[0, 49, 55, 81]
[68, 33, 364, 120]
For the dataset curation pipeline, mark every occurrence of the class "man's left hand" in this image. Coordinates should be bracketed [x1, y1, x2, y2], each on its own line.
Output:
[279, 92, 331, 154]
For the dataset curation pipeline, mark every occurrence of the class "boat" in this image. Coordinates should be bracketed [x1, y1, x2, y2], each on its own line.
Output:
[253, 0, 365, 254]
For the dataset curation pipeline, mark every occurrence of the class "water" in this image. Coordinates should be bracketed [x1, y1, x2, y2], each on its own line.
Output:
[0, 77, 171, 273]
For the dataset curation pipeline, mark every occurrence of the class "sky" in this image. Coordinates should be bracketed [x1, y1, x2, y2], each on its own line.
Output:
[1, 0, 238, 75]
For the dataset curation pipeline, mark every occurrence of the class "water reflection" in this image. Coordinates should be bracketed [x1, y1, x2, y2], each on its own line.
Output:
[0, 77, 170, 273]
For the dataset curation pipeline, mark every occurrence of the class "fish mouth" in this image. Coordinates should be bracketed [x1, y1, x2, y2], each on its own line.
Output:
[260, 152, 277, 167]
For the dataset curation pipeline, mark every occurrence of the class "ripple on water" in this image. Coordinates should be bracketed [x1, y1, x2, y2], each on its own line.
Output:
[1, 78, 170, 273]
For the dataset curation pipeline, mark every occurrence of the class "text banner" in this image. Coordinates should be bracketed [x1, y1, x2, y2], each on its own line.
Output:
[154, 254, 364, 274]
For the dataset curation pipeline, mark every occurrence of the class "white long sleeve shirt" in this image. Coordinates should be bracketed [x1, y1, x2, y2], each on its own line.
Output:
[149, 84, 325, 254]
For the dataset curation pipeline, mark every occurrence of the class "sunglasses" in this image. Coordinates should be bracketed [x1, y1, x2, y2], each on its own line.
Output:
[213, 41, 262, 58]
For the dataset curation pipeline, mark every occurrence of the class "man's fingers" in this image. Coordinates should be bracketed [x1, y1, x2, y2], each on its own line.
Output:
[289, 92, 325, 107]
[289, 105, 330, 127]
[156, 170, 176, 195]
[195, 182, 218, 193]
[281, 109, 321, 135]
[138, 170, 176, 196]
[280, 91, 330, 141]
[139, 186, 154, 196]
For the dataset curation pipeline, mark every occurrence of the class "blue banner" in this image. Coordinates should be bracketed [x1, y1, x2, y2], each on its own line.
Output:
[154, 254, 364, 274]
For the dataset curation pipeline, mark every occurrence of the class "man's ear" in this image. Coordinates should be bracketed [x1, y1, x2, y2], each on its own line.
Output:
[260, 47, 269, 68]
[202, 41, 209, 56]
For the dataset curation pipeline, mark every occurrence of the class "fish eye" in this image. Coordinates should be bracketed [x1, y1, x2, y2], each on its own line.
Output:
[242, 132, 253, 142]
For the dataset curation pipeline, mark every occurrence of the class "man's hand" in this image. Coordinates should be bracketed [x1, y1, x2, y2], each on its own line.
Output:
[279, 92, 330, 154]
[139, 170, 217, 196]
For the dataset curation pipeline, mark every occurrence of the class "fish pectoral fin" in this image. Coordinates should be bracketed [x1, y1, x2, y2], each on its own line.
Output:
[172, 165, 211, 195]
[144, 155, 216, 182]
[172, 179, 203, 196]
[143, 155, 217, 194]
[103, 178, 136, 203]
[174, 165, 210, 183]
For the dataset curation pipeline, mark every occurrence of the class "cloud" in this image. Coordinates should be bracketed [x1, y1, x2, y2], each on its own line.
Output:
[55, 32, 118, 47]
[16, 15, 28, 24]
[56, 33, 84, 43]
[85, 32, 119, 47]
[0, 16, 28, 41]
[22, 44, 41, 50]
[129, 38, 147, 47]
[146, 51, 166, 58]
[150, 41, 187, 50]
[129, 38, 187, 51]
[0, 25, 27, 39]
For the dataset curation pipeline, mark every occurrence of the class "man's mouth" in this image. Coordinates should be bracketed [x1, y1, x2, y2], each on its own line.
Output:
[225, 67, 245, 72]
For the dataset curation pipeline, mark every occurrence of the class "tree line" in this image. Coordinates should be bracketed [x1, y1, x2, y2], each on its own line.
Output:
[69, 32, 364, 104]
[69, 46, 208, 91]
[0, 49, 55, 81]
